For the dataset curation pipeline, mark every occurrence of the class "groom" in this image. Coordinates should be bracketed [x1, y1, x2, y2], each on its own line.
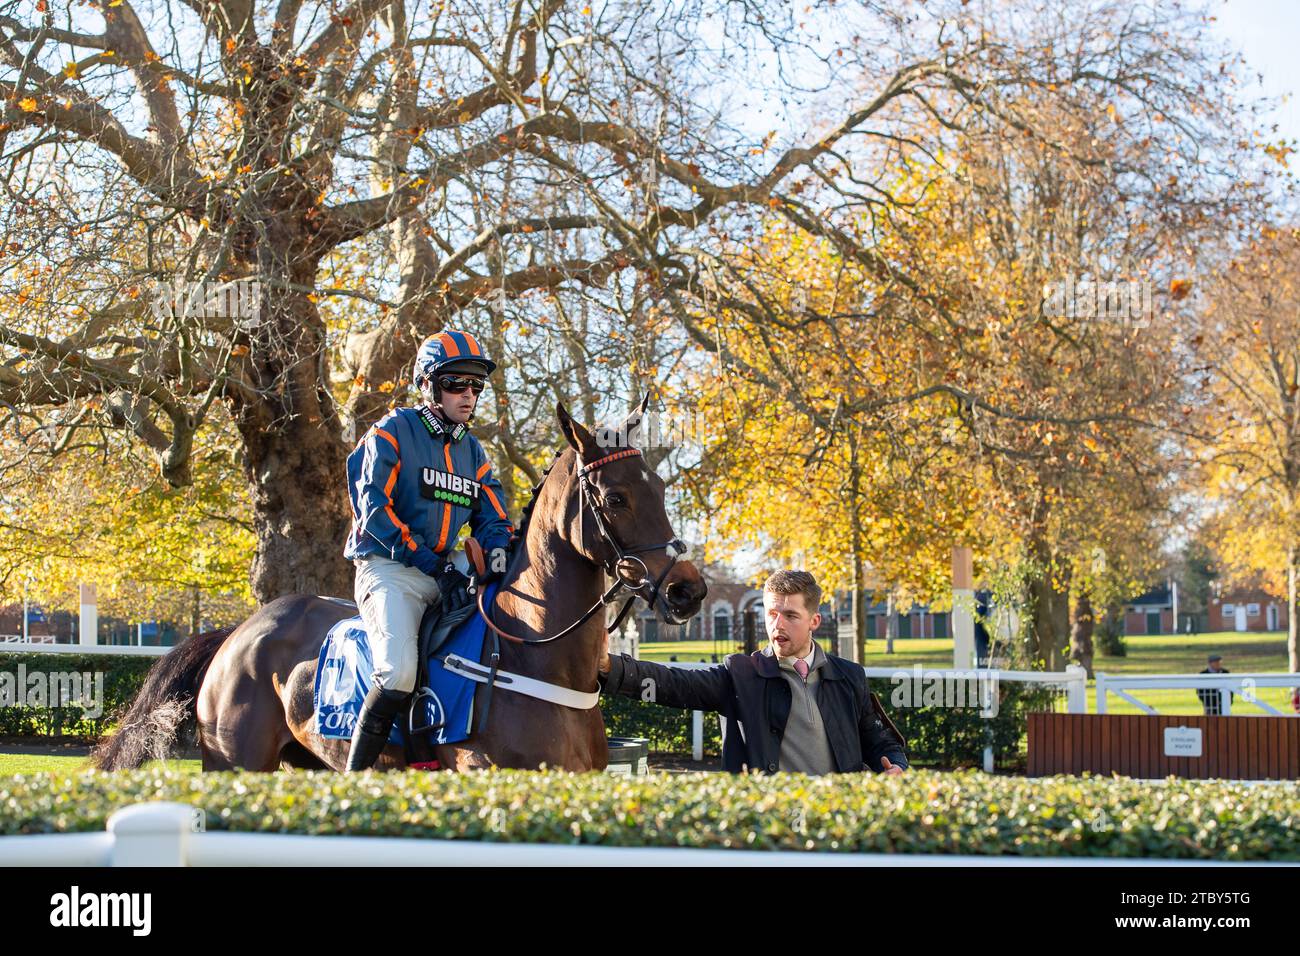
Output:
[599, 569, 908, 775]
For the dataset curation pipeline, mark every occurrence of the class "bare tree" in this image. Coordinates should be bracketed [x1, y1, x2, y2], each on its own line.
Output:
[0, 0, 1269, 607]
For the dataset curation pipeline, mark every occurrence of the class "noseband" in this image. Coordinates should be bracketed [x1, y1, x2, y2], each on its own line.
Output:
[476, 446, 689, 647]
[576, 448, 688, 617]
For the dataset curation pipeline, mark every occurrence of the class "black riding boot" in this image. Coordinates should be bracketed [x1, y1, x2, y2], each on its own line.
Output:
[345, 684, 410, 772]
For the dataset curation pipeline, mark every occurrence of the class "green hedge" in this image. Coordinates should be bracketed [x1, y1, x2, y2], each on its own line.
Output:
[0, 767, 1295, 859]
[0, 653, 155, 738]
[0, 653, 1062, 773]
[600, 693, 721, 754]
[602, 677, 1059, 770]
[886, 678, 1061, 771]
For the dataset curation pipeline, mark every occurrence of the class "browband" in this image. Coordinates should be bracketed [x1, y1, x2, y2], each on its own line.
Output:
[577, 447, 643, 477]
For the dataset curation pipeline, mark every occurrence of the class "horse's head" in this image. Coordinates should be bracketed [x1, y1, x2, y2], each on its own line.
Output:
[555, 396, 707, 625]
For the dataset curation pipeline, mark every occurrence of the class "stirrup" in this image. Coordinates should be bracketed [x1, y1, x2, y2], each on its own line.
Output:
[408, 685, 447, 738]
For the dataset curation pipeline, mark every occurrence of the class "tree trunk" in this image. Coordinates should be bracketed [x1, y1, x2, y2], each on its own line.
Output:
[232, 244, 353, 603]
[849, 553, 865, 664]
[236, 411, 352, 601]
[190, 586, 201, 640]
[847, 441, 866, 663]
[1027, 544, 1072, 670]
[1069, 590, 1095, 677]
[885, 590, 896, 654]
[1289, 545, 1298, 673]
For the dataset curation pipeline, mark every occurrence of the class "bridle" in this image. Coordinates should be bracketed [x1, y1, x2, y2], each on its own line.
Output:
[475, 446, 688, 647]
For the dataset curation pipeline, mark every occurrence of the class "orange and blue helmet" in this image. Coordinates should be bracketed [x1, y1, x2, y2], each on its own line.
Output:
[412, 329, 496, 386]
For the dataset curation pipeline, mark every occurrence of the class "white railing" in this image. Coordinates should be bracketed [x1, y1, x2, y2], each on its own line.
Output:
[659, 661, 1088, 767]
[0, 802, 1280, 867]
[1096, 672, 1300, 716]
[863, 665, 1088, 715]
[0, 641, 171, 656]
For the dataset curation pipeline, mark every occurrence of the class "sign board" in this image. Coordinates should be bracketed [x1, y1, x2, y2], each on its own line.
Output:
[605, 757, 648, 777]
[1163, 726, 1203, 758]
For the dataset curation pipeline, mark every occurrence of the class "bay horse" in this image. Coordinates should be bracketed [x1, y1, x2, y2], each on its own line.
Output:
[93, 398, 707, 772]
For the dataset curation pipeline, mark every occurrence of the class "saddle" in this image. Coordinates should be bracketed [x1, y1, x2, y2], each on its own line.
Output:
[314, 539, 505, 769]
[405, 581, 479, 737]
[403, 537, 498, 756]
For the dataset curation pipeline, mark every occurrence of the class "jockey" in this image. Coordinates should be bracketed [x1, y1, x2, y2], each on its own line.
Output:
[342, 328, 514, 771]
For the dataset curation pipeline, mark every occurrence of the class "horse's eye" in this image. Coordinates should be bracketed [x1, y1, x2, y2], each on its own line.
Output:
[604, 493, 627, 509]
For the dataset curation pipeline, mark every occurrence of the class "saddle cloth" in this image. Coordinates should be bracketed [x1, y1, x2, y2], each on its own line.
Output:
[312, 582, 499, 747]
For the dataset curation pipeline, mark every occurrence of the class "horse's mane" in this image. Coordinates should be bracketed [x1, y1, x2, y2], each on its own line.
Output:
[511, 447, 566, 546]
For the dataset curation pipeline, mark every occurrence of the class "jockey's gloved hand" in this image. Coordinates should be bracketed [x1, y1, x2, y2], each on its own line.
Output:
[438, 563, 470, 597]
[478, 546, 509, 584]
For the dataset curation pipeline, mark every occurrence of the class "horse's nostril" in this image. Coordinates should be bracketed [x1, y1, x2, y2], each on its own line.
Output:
[666, 579, 705, 608]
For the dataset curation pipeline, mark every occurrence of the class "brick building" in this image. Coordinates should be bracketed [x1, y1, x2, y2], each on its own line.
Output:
[1124, 586, 1175, 635]
[1209, 587, 1288, 633]
[633, 571, 925, 657]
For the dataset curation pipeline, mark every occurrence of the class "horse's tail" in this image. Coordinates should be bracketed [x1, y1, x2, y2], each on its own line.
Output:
[91, 626, 235, 771]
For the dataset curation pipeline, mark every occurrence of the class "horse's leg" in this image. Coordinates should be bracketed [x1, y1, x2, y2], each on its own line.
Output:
[432, 688, 608, 772]
[282, 657, 408, 771]
[198, 733, 237, 772]
[196, 602, 326, 773]
[434, 742, 494, 771]
[278, 738, 330, 770]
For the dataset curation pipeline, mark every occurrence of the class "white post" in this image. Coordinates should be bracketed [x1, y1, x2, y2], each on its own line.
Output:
[692, 710, 703, 762]
[983, 746, 994, 773]
[1065, 664, 1087, 714]
[137, 622, 143, 646]
[1171, 579, 1179, 634]
[78, 583, 98, 646]
[1220, 687, 1232, 716]
[107, 802, 195, 866]
[951, 546, 975, 668]
[1096, 671, 1107, 714]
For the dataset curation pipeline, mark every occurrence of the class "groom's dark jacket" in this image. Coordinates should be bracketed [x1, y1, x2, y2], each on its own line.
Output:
[598, 648, 909, 774]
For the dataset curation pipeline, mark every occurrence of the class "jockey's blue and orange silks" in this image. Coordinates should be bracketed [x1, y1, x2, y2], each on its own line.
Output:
[343, 405, 514, 574]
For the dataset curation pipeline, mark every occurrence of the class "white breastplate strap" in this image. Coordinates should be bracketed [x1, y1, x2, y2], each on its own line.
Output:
[441, 653, 601, 710]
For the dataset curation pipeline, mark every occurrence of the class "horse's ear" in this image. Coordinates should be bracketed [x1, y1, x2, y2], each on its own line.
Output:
[622, 391, 652, 439]
[556, 401, 594, 453]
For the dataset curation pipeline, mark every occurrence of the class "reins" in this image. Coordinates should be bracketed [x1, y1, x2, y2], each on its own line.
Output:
[474, 446, 686, 647]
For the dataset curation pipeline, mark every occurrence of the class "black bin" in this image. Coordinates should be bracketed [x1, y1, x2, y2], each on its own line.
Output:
[605, 736, 649, 776]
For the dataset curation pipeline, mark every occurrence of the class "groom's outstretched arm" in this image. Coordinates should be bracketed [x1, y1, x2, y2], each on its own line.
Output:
[599, 649, 732, 714]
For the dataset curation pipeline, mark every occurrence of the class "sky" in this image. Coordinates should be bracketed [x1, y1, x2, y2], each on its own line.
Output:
[1210, 0, 1300, 146]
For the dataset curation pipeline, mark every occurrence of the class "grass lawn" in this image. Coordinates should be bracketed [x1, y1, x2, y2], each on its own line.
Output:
[641, 631, 1297, 716]
[0, 753, 201, 775]
[0, 631, 1288, 776]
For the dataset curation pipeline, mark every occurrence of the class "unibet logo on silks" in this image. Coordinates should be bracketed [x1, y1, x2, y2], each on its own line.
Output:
[420, 468, 482, 508]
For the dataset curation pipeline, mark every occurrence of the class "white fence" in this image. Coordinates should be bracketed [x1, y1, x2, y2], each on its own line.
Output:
[665, 661, 1087, 767]
[0, 648, 1087, 766]
[1096, 672, 1300, 716]
[0, 801, 1280, 867]
[0, 640, 170, 656]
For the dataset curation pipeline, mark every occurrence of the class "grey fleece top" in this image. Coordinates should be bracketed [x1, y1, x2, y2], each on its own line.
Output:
[767, 642, 836, 774]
